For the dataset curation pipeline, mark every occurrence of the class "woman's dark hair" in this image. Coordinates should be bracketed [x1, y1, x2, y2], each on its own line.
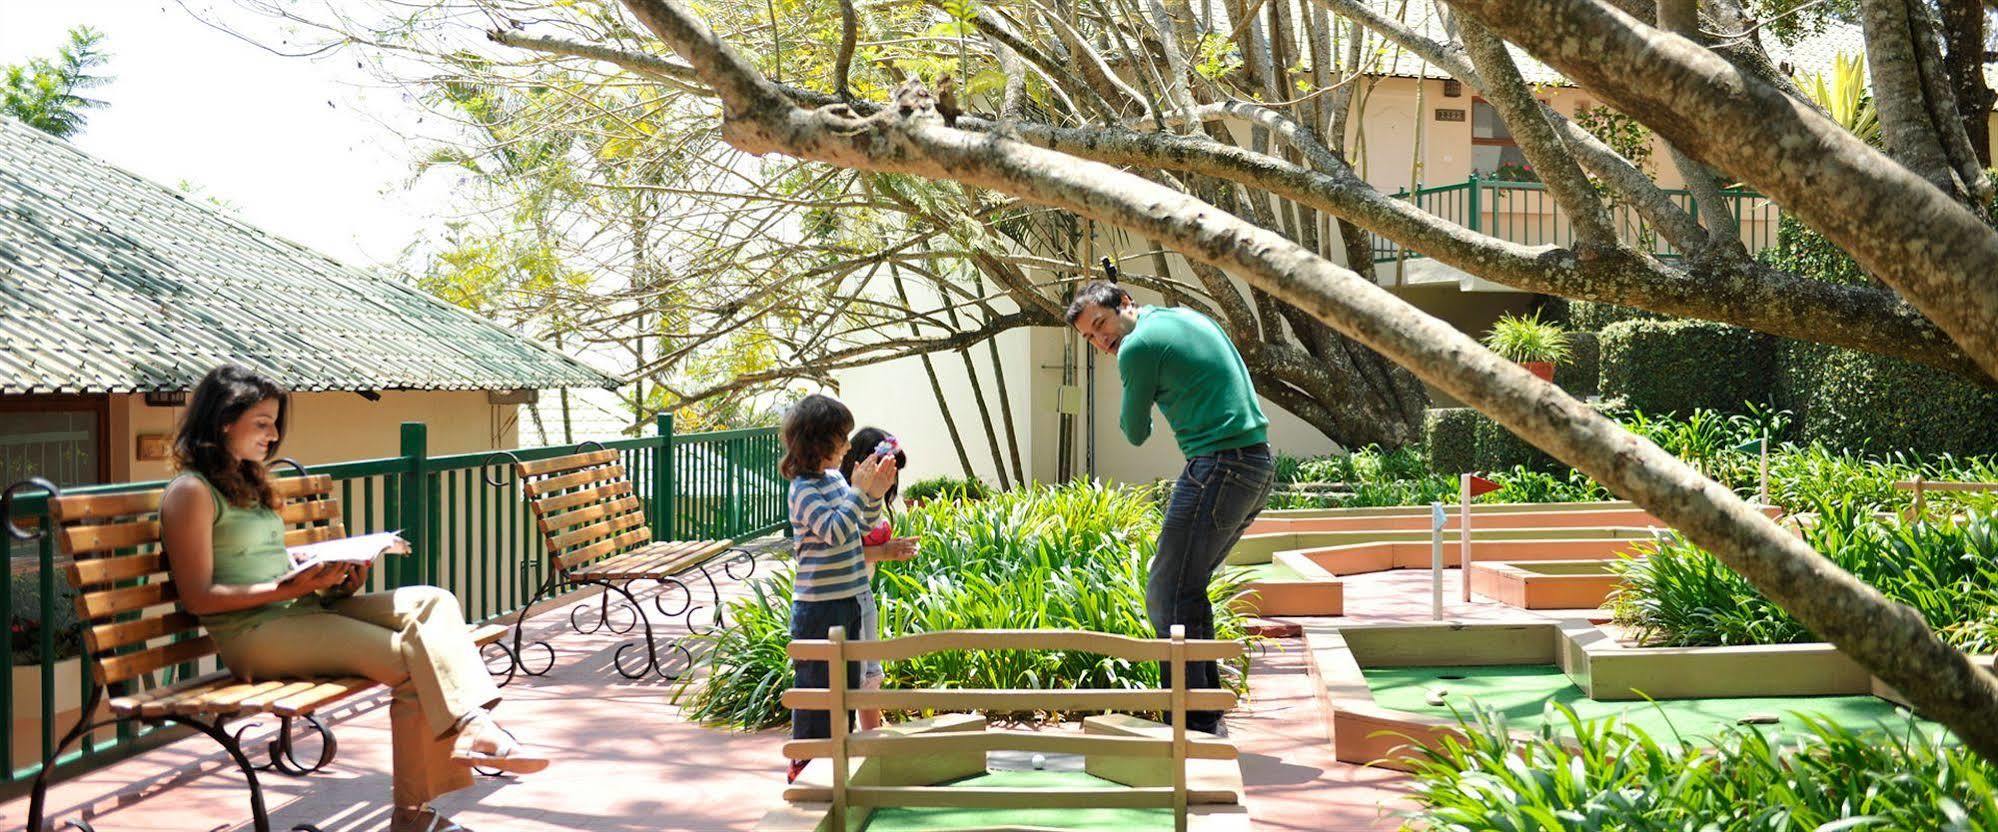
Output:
[779, 394, 855, 479]
[1063, 280, 1131, 324]
[841, 427, 907, 505]
[173, 364, 290, 510]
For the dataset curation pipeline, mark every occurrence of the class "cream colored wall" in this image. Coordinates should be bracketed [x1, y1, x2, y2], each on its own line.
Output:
[116, 390, 523, 483]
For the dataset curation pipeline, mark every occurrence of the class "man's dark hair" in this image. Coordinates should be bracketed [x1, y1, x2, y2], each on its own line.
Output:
[1064, 280, 1131, 324]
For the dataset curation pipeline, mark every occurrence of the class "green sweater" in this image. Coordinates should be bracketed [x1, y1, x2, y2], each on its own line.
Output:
[1116, 306, 1269, 457]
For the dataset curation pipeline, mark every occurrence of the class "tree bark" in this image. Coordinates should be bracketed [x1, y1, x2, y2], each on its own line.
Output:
[614, 0, 1998, 761]
[1939, 0, 1993, 166]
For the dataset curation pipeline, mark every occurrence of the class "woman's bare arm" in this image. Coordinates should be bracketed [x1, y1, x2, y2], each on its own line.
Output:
[159, 477, 344, 616]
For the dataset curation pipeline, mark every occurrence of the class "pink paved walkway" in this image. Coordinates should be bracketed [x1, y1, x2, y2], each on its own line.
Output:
[0, 555, 1573, 831]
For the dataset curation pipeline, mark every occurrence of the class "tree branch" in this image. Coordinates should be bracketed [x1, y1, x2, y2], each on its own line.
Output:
[1458, 17, 1616, 244]
[623, 0, 1998, 760]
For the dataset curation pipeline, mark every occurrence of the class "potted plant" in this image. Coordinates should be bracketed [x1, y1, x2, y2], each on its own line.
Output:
[1483, 311, 1572, 382]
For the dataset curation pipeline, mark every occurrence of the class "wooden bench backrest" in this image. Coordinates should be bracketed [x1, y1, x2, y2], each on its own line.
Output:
[515, 450, 652, 571]
[783, 628, 1243, 829]
[48, 475, 346, 688]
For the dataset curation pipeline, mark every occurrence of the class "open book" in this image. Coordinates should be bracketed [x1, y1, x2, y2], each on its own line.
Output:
[279, 530, 406, 583]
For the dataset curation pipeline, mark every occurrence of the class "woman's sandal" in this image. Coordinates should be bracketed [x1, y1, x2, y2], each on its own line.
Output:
[450, 717, 550, 774]
[786, 758, 810, 784]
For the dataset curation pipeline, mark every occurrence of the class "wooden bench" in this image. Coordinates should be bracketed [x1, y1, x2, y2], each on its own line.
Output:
[3, 473, 507, 832]
[773, 627, 1246, 832]
[504, 449, 755, 680]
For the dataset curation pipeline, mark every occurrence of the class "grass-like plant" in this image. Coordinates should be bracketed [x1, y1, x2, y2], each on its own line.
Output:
[1404, 703, 1995, 831]
[1482, 311, 1573, 364]
[901, 474, 992, 505]
[1612, 501, 1998, 651]
[674, 479, 1252, 730]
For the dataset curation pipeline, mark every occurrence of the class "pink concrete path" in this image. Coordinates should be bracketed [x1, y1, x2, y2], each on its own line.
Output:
[0, 551, 1566, 831]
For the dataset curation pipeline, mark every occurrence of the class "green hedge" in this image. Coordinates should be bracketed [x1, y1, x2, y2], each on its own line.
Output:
[1423, 407, 1561, 474]
[1556, 330, 1600, 399]
[1599, 320, 1774, 416]
[1561, 299, 1667, 332]
[1424, 408, 1481, 475]
[1778, 341, 1998, 456]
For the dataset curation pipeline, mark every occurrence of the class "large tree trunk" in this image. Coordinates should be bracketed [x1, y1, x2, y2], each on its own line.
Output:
[611, 0, 1998, 761]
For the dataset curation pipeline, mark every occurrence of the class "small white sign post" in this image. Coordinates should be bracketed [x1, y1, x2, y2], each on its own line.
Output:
[1430, 501, 1447, 620]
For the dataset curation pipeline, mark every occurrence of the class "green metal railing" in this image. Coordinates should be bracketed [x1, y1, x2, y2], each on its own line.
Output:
[1371, 174, 1780, 264]
[0, 415, 782, 787]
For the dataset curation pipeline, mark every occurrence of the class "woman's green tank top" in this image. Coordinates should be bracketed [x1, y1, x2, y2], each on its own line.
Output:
[171, 472, 307, 639]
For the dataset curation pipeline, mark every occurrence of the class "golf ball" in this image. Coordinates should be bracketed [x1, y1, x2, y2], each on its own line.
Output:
[1031, 753, 1046, 770]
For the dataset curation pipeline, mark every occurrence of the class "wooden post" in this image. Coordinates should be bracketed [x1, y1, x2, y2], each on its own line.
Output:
[1913, 475, 1927, 522]
[1459, 474, 1474, 602]
[830, 625, 849, 832]
[1169, 624, 1188, 832]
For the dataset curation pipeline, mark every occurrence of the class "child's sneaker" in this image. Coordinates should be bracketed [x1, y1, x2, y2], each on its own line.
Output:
[786, 759, 810, 784]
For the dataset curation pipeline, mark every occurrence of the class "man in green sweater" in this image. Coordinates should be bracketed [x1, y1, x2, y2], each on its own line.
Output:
[1067, 279, 1276, 736]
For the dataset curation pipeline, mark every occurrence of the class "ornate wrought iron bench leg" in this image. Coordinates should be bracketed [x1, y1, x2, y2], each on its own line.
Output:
[605, 579, 695, 680]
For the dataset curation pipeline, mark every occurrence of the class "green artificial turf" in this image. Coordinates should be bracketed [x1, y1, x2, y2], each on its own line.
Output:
[1232, 560, 1303, 582]
[1364, 663, 1940, 743]
[861, 770, 1174, 831]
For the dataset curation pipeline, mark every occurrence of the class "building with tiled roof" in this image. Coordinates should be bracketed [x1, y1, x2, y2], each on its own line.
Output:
[0, 115, 619, 489]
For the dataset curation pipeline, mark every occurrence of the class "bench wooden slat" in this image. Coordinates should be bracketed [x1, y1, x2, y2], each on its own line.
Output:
[67, 551, 168, 588]
[268, 677, 377, 717]
[61, 520, 162, 555]
[572, 539, 704, 580]
[166, 679, 297, 717]
[272, 476, 335, 499]
[284, 526, 342, 547]
[51, 491, 163, 523]
[279, 499, 343, 524]
[523, 463, 626, 499]
[516, 450, 621, 478]
[784, 730, 1237, 761]
[109, 670, 235, 717]
[539, 496, 643, 536]
[471, 623, 508, 646]
[99, 636, 218, 686]
[76, 581, 176, 621]
[229, 680, 326, 712]
[87, 611, 200, 656]
[548, 511, 649, 551]
[554, 528, 651, 572]
[609, 540, 727, 579]
[534, 480, 637, 517]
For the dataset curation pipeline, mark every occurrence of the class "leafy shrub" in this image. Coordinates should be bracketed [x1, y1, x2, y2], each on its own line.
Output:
[1599, 319, 1776, 416]
[1405, 703, 1993, 831]
[1556, 330, 1599, 398]
[1561, 299, 1666, 332]
[1482, 311, 1572, 364]
[901, 475, 992, 505]
[10, 577, 81, 665]
[1778, 340, 1998, 457]
[675, 480, 1249, 729]
[1472, 413, 1563, 473]
[1612, 502, 1998, 650]
[1423, 409, 1481, 475]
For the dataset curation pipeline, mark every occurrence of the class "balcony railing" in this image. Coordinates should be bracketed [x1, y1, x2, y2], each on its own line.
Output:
[0, 415, 783, 787]
[1370, 175, 1780, 265]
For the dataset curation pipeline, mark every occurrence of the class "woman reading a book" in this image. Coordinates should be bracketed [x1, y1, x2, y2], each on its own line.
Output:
[159, 364, 546, 830]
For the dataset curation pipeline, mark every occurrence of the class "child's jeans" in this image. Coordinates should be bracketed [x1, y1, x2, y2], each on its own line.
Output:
[790, 595, 864, 741]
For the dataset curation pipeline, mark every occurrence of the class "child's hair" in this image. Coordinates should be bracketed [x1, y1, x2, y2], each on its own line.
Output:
[841, 427, 907, 505]
[172, 363, 290, 510]
[779, 394, 856, 479]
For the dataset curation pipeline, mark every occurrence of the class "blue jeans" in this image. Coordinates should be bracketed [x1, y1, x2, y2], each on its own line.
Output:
[791, 595, 864, 742]
[1150, 443, 1276, 733]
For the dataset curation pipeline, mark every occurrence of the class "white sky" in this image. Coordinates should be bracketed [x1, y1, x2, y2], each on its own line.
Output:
[0, 1, 448, 269]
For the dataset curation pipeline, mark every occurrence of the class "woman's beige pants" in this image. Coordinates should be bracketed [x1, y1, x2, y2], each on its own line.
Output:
[214, 585, 503, 807]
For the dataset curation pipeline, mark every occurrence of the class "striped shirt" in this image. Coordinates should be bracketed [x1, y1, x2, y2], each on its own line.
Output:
[788, 470, 882, 602]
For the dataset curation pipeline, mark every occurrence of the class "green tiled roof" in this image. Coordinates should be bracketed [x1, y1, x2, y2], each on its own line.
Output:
[0, 116, 618, 394]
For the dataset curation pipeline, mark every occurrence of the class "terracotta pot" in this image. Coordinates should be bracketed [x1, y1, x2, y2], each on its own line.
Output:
[1521, 361, 1556, 382]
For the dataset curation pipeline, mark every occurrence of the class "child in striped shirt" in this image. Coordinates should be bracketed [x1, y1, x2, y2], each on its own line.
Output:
[779, 395, 901, 784]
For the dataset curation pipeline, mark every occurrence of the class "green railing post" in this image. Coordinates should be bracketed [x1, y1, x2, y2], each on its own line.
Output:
[654, 413, 675, 540]
[1466, 173, 1481, 234]
[398, 422, 429, 588]
[728, 437, 744, 537]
